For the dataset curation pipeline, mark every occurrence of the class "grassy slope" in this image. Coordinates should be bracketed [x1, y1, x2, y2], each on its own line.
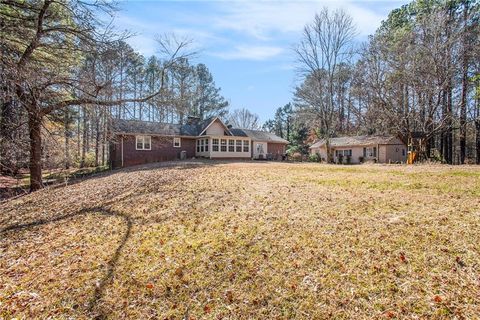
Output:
[1, 162, 479, 319]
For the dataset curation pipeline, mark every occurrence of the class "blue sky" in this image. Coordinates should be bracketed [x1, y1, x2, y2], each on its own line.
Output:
[113, 0, 408, 123]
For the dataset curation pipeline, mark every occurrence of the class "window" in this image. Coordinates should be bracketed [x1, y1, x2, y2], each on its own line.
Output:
[136, 136, 151, 150]
[196, 140, 200, 153]
[200, 139, 204, 152]
[204, 139, 209, 152]
[212, 139, 219, 152]
[236, 140, 242, 152]
[364, 147, 377, 158]
[337, 149, 352, 157]
[173, 137, 181, 148]
[221, 139, 227, 152]
[228, 139, 235, 152]
[402, 149, 406, 156]
[243, 140, 249, 152]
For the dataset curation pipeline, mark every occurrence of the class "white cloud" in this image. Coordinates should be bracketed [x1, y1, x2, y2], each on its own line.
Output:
[211, 45, 284, 60]
[212, 1, 391, 39]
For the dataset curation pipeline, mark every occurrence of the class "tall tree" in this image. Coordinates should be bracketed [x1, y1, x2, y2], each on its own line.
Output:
[227, 108, 261, 129]
[294, 7, 356, 162]
[0, 0, 191, 191]
[192, 63, 229, 120]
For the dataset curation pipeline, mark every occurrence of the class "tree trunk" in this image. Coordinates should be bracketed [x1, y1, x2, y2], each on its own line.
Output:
[447, 84, 453, 164]
[64, 109, 70, 169]
[0, 97, 15, 175]
[28, 110, 43, 192]
[95, 113, 100, 167]
[459, 2, 469, 164]
[80, 106, 87, 168]
[476, 119, 480, 165]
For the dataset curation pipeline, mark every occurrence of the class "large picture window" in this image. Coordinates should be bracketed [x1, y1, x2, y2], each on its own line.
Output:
[136, 136, 151, 150]
[212, 139, 219, 152]
[243, 140, 249, 152]
[228, 139, 235, 152]
[236, 140, 242, 152]
[221, 139, 227, 152]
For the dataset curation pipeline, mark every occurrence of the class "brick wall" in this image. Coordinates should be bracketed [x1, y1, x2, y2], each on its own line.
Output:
[110, 135, 196, 168]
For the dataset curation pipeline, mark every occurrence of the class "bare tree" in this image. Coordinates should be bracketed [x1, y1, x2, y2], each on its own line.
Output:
[227, 108, 261, 130]
[1, 0, 191, 191]
[294, 7, 356, 162]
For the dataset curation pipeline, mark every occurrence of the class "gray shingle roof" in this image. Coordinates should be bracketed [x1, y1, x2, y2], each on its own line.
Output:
[238, 129, 289, 144]
[310, 135, 400, 148]
[111, 119, 288, 143]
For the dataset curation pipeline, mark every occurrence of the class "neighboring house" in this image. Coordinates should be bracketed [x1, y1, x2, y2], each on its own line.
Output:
[309, 135, 407, 164]
[109, 117, 289, 168]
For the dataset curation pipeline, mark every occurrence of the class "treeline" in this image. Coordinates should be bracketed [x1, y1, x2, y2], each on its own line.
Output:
[265, 0, 480, 164]
[0, 0, 229, 190]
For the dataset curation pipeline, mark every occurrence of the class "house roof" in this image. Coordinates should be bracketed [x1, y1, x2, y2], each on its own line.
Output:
[309, 135, 401, 149]
[112, 118, 219, 137]
[232, 129, 289, 144]
[112, 118, 288, 143]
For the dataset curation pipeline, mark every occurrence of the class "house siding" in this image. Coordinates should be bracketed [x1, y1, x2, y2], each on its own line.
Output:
[110, 135, 196, 168]
[267, 143, 286, 155]
[310, 143, 407, 164]
[384, 144, 407, 163]
[205, 121, 226, 136]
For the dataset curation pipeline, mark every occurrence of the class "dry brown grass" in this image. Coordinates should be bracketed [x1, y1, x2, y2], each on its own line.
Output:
[1, 161, 479, 319]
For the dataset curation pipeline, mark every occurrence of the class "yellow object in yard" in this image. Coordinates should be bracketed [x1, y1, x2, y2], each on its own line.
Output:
[407, 151, 417, 164]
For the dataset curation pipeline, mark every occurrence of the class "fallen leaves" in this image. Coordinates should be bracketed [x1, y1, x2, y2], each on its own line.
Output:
[1, 161, 479, 319]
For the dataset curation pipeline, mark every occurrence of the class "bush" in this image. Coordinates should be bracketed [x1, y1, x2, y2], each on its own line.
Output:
[337, 154, 344, 164]
[358, 156, 364, 163]
[287, 145, 301, 156]
[308, 153, 320, 162]
[291, 152, 303, 161]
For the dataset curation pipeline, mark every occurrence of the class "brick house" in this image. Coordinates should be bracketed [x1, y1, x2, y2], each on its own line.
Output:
[109, 117, 289, 168]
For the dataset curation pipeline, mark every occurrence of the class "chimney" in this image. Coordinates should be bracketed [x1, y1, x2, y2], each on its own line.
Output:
[186, 116, 201, 125]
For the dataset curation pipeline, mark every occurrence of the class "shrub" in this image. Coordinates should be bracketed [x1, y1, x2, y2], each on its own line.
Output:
[337, 154, 344, 164]
[358, 156, 364, 163]
[287, 145, 301, 156]
[291, 152, 303, 161]
[308, 153, 320, 162]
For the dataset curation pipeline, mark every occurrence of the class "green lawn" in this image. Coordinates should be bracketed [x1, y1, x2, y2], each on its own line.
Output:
[1, 162, 479, 319]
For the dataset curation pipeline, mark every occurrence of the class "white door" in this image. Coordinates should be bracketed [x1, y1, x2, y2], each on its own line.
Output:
[253, 142, 267, 159]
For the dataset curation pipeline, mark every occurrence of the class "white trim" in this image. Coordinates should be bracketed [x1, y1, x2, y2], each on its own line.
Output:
[198, 117, 233, 136]
[173, 137, 181, 148]
[135, 135, 151, 150]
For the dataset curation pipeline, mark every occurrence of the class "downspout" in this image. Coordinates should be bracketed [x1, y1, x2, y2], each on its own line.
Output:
[121, 136, 124, 167]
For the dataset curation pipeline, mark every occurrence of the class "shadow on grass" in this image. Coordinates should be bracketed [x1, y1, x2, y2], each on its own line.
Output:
[0, 206, 132, 318]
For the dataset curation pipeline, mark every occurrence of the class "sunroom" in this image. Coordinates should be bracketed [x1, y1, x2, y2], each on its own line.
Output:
[195, 136, 251, 158]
